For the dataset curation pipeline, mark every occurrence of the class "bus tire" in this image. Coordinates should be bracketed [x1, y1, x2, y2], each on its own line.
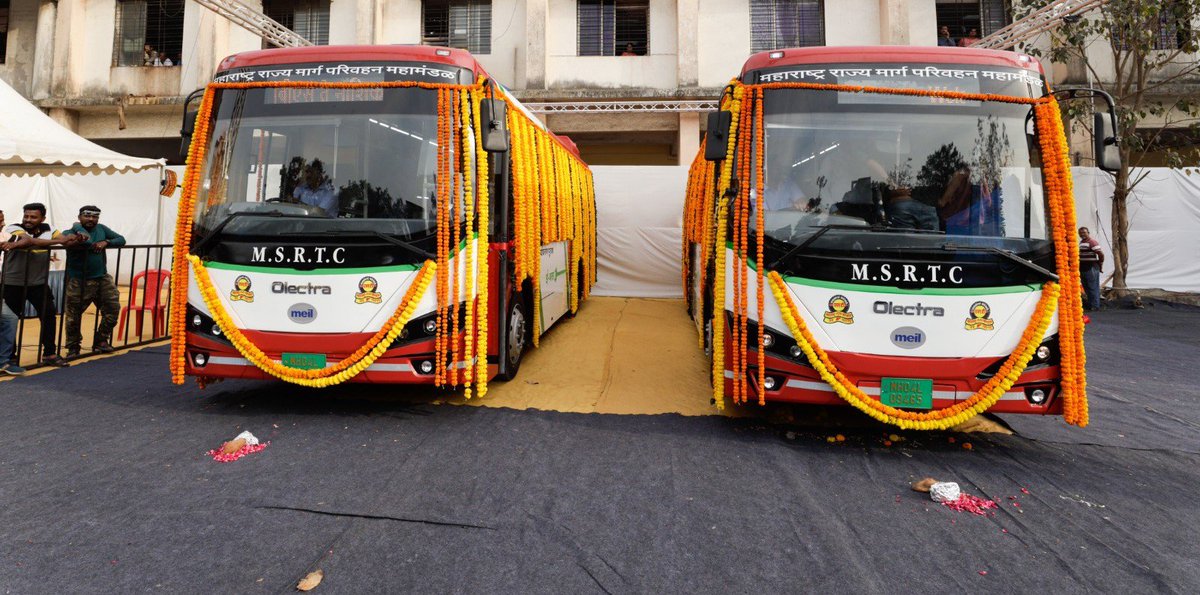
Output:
[497, 293, 528, 381]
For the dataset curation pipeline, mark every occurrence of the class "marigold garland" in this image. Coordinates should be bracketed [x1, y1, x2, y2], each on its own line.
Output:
[684, 80, 1089, 425]
[188, 255, 435, 387]
[769, 272, 1060, 430]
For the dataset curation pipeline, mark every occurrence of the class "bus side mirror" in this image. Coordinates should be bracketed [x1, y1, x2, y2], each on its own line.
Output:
[179, 88, 205, 160]
[705, 110, 732, 161]
[1093, 112, 1121, 173]
[480, 98, 510, 153]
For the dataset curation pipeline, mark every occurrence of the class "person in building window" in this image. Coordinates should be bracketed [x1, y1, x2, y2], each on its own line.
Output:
[62, 206, 126, 358]
[937, 26, 957, 47]
[958, 28, 980, 47]
[143, 44, 154, 66]
[2, 203, 84, 367]
[621, 43, 637, 56]
[293, 159, 338, 217]
[1078, 226, 1105, 310]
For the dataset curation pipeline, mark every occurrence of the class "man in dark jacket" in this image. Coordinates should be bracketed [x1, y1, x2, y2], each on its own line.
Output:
[3, 202, 81, 366]
[62, 206, 126, 357]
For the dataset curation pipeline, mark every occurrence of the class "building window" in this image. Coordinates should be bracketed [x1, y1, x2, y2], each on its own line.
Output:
[114, 0, 185, 67]
[422, 0, 492, 55]
[935, 0, 1011, 42]
[263, 0, 331, 48]
[1110, 2, 1192, 52]
[577, 0, 649, 56]
[750, 0, 824, 52]
[0, 0, 9, 64]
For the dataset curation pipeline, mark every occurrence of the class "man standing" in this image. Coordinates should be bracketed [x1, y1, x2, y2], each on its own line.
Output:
[62, 206, 126, 357]
[2, 203, 81, 366]
[937, 26, 957, 47]
[0, 209, 27, 375]
[1078, 226, 1105, 311]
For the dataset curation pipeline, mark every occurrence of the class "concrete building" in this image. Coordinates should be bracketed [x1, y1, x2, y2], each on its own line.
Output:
[0, 0, 1194, 165]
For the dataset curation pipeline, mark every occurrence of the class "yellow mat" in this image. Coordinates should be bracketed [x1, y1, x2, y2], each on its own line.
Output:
[442, 297, 720, 416]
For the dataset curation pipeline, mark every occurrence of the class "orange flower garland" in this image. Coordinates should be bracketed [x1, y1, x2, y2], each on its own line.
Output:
[189, 256, 435, 387]
[769, 272, 1060, 430]
[169, 87, 216, 385]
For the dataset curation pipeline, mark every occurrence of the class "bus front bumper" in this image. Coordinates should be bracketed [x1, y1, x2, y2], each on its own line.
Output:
[183, 331, 494, 385]
[726, 349, 1063, 416]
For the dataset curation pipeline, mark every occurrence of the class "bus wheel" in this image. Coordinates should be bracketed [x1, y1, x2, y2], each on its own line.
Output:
[498, 295, 528, 381]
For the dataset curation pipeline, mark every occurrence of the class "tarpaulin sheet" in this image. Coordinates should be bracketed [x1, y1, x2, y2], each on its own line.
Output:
[0, 305, 1198, 592]
[1072, 167, 1200, 292]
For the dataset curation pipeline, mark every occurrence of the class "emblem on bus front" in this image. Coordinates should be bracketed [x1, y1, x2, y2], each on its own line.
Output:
[355, 276, 382, 304]
[964, 301, 995, 331]
[230, 275, 255, 303]
[823, 295, 854, 324]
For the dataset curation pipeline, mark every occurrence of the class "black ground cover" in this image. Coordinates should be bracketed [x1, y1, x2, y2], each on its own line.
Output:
[1, 305, 1197, 593]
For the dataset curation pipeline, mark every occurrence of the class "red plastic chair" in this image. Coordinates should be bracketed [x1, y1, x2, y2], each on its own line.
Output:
[118, 269, 172, 339]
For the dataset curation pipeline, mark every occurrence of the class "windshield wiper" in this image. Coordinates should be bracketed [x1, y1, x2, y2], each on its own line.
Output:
[890, 243, 1058, 281]
[769, 224, 943, 270]
[279, 229, 435, 261]
[192, 211, 309, 255]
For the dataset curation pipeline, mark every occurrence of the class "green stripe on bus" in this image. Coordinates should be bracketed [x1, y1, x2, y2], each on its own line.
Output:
[781, 276, 1041, 295]
[204, 262, 423, 275]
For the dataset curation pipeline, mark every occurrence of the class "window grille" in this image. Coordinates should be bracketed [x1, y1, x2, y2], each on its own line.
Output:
[577, 0, 649, 56]
[1, 0, 9, 64]
[935, 0, 1010, 39]
[113, 0, 185, 67]
[1111, 3, 1192, 52]
[422, 0, 492, 55]
[263, 0, 330, 48]
[750, 0, 824, 53]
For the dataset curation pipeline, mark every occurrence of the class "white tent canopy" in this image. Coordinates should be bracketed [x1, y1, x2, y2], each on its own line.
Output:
[0, 79, 162, 173]
[0, 77, 170, 246]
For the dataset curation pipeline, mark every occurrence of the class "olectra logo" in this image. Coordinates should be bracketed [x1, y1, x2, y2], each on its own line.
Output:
[288, 303, 317, 324]
[890, 326, 926, 349]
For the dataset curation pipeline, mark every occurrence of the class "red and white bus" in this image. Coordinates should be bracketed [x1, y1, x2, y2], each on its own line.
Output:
[684, 47, 1117, 427]
[170, 45, 595, 394]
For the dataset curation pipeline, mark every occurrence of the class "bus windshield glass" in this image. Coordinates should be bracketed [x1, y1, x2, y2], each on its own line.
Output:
[191, 86, 451, 244]
[759, 87, 1049, 264]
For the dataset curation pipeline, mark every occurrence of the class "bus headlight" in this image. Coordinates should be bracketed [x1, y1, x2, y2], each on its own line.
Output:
[789, 345, 804, 359]
[212, 326, 222, 336]
[418, 360, 435, 374]
[423, 319, 438, 335]
[192, 314, 203, 327]
[1036, 345, 1051, 361]
[192, 352, 209, 367]
[763, 376, 778, 391]
[762, 333, 774, 348]
[1029, 389, 1047, 404]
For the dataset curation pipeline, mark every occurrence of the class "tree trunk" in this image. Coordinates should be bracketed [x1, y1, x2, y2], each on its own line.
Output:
[1110, 166, 1130, 291]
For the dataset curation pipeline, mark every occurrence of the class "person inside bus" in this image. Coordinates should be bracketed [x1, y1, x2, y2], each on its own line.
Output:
[764, 168, 809, 211]
[293, 159, 338, 217]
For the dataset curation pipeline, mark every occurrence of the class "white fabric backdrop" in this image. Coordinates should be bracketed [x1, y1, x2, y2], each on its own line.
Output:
[1072, 167, 1200, 293]
[591, 165, 690, 298]
[588, 165, 1200, 297]
[1, 170, 168, 244]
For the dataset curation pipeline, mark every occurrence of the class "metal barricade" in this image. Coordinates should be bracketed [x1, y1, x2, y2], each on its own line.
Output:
[1, 244, 174, 370]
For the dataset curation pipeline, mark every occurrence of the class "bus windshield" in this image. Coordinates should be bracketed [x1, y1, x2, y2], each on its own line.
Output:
[759, 88, 1050, 264]
[192, 86, 451, 245]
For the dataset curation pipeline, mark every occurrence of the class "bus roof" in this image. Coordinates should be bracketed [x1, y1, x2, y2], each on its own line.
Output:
[740, 46, 1044, 78]
[216, 45, 491, 78]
